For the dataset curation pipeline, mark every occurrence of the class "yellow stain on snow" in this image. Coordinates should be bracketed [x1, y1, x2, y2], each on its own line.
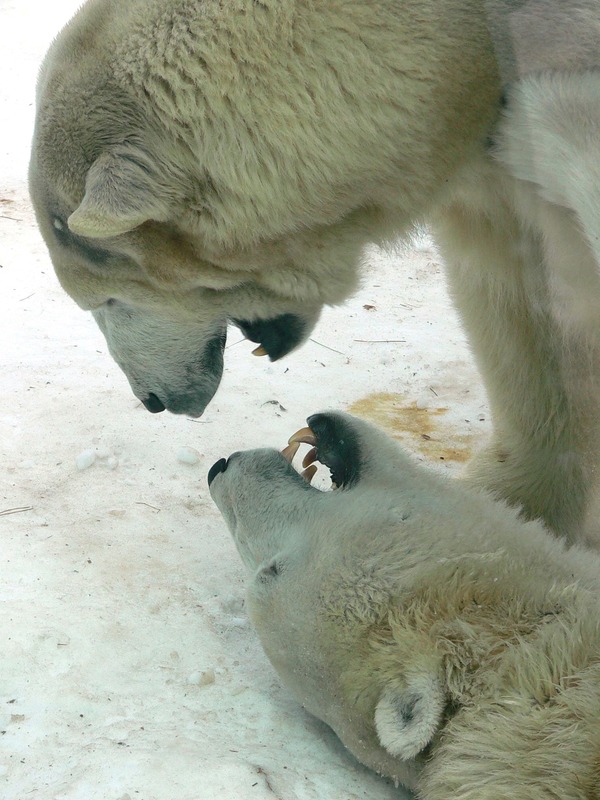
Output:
[348, 392, 475, 464]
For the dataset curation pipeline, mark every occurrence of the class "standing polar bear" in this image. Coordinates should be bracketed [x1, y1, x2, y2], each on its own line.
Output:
[29, 0, 600, 543]
[209, 411, 600, 798]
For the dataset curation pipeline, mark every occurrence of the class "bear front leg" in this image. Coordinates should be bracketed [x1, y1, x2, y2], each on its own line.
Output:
[433, 191, 600, 546]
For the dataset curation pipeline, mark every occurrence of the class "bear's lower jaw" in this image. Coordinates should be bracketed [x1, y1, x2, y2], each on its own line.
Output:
[232, 313, 312, 361]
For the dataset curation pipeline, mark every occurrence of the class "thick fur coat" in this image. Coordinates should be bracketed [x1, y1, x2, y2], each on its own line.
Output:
[210, 411, 600, 798]
[29, 1, 600, 543]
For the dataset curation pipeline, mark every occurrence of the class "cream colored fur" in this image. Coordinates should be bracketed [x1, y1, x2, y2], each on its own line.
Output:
[29, 1, 600, 541]
[210, 411, 600, 798]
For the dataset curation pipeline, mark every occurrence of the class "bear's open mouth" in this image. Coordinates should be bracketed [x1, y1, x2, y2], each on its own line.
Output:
[232, 313, 313, 361]
[280, 413, 361, 490]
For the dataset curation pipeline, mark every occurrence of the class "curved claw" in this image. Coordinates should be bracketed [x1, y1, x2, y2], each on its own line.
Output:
[281, 441, 301, 463]
[301, 464, 318, 482]
[288, 426, 317, 446]
[302, 446, 318, 469]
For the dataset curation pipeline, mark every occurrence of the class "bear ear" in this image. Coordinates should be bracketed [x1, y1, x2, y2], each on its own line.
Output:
[68, 145, 172, 239]
[374, 675, 445, 760]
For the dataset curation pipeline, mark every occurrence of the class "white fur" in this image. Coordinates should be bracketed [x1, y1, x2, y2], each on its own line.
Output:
[211, 411, 600, 797]
[29, 1, 600, 541]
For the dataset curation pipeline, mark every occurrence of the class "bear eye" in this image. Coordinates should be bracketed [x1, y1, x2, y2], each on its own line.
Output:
[50, 213, 113, 267]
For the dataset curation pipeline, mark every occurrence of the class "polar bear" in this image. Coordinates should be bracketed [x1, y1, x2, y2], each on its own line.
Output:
[209, 411, 600, 798]
[29, 0, 600, 542]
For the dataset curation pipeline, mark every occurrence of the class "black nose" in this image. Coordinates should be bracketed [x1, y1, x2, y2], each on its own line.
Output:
[207, 457, 228, 487]
[142, 394, 166, 413]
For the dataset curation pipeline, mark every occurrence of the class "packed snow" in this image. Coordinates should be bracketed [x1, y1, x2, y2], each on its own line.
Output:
[1, 2, 489, 798]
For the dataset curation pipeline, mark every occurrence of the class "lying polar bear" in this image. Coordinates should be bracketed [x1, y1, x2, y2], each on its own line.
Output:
[209, 412, 600, 798]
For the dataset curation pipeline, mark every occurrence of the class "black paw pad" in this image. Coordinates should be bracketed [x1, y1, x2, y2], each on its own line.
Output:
[306, 413, 361, 488]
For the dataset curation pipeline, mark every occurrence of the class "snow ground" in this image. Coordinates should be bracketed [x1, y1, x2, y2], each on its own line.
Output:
[1, 2, 489, 798]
